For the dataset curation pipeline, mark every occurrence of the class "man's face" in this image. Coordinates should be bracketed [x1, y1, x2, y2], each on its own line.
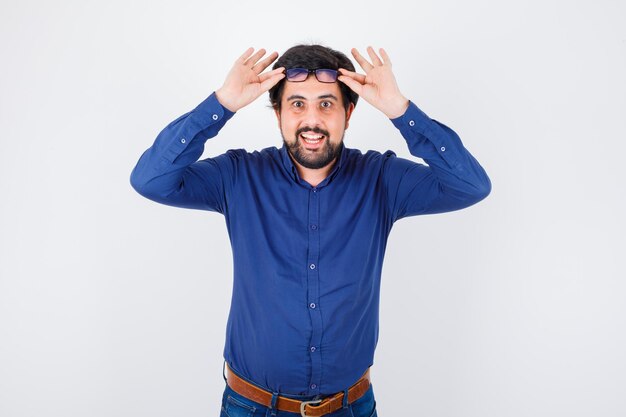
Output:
[275, 77, 354, 170]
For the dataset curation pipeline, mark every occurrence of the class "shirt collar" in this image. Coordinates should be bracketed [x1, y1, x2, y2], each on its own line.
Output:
[279, 142, 347, 188]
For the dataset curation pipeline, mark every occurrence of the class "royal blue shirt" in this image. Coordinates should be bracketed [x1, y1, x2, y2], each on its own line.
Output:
[130, 91, 491, 397]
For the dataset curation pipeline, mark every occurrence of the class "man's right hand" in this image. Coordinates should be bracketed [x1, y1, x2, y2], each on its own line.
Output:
[215, 47, 285, 113]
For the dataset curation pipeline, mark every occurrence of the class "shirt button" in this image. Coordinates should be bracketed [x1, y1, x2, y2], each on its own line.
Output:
[440, 146, 446, 152]
[408, 120, 415, 126]
[310, 346, 316, 352]
[180, 138, 186, 144]
[311, 384, 317, 389]
[311, 224, 317, 230]
[309, 264, 316, 270]
[309, 302, 316, 309]
[212, 114, 219, 120]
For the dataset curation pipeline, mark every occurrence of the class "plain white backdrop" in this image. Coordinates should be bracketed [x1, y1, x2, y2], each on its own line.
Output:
[1, 1, 625, 416]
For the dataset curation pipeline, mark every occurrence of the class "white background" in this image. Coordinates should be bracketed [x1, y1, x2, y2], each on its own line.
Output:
[1, 1, 625, 416]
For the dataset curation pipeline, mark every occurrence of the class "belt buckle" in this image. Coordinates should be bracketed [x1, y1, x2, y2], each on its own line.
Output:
[300, 398, 322, 417]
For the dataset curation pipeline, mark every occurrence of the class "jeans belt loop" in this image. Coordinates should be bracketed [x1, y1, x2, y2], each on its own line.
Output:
[269, 391, 279, 417]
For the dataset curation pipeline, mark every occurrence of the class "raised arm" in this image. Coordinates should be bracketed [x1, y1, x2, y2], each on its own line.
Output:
[338, 46, 491, 222]
[130, 48, 285, 212]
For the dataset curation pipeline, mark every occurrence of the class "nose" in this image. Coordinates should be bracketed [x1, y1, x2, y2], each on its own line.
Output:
[300, 104, 324, 127]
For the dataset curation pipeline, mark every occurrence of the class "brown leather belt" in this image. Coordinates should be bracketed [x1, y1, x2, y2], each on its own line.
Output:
[224, 362, 371, 417]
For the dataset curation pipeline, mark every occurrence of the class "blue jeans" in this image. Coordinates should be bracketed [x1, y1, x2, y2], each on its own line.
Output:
[219, 381, 378, 417]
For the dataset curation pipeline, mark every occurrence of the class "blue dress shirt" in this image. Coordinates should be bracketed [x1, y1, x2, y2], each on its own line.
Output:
[130, 91, 491, 397]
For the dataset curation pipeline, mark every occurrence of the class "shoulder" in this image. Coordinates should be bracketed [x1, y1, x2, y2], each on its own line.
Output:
[344, 146, 398, 168]
[217, 146, 280, 163]
[209, 147, 284, 176]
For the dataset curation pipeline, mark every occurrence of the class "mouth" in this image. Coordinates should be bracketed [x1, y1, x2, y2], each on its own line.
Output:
[299, 132, 326, 148]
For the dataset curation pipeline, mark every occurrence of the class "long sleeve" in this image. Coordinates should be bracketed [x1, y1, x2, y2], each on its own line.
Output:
[383, 100, 491, 222]
[130, 92, 236, 213]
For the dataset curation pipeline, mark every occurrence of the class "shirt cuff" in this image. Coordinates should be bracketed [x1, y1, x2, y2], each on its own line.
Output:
[389, 100, 461, 168]
[192, 91, 236, 123]
[389, 100, 431, 135]
[161, 92, 236, 163]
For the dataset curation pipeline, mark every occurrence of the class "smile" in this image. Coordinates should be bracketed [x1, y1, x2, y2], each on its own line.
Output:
[300, 133, 325, 144]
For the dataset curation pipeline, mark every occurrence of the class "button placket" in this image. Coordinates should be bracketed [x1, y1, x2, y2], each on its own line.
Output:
[306, 187, 322, 394]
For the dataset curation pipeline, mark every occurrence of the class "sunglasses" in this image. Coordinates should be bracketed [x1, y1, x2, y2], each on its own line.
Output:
[285, 68, 339, 83]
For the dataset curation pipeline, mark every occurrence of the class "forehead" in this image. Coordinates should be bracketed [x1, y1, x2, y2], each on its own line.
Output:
[281, 77, 343, 102]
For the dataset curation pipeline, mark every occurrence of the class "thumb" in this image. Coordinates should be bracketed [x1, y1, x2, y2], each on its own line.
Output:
[338, 75, 363, 95]
[259, 72, 286, 93]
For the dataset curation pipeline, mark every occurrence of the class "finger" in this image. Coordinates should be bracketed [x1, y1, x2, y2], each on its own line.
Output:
[259, 67, 285, 83]
[351, 48, 373, 72]
[236, 47, 255, 64]
[338, 68, 366, 84]
[260, 72, 286, 92]
[338, 74, 363, 95]
[252, 51, 279, 75]
[367, 46, 383, 66]
[379, 48, 392, 66]
[244, 48, 267, 67]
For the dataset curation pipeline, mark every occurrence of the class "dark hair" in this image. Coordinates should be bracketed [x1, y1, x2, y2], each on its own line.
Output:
[269, 44, 359, 112]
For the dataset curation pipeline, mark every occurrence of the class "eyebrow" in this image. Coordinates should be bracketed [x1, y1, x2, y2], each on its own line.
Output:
[286, 94, 339, 101]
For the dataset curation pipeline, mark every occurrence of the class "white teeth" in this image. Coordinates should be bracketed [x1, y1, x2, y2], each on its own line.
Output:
[302, 134, 323, 139]
[301, 133, 324, 144]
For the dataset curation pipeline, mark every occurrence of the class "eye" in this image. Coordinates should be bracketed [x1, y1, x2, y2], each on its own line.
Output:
[321, 101, 332, 108]
[292, 101, 304, 108]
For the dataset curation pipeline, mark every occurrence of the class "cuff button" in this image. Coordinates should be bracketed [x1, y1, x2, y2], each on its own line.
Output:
[408, 120, 415, 126]
[212, 114, 219, 120]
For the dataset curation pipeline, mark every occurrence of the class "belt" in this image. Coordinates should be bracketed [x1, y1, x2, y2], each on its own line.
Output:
[224, 362, 371, 417]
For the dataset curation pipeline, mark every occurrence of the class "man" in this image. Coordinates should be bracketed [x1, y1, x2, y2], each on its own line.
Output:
[130, 44, 491, 417]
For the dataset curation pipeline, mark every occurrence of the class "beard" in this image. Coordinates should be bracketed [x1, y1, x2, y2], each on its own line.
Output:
[282, 126, 344, 169]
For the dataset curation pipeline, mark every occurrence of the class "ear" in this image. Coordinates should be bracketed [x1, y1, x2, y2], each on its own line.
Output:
[344, 102, 355, 130]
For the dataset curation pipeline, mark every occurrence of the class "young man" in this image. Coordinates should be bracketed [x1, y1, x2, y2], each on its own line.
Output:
[130, 44, 491, 417]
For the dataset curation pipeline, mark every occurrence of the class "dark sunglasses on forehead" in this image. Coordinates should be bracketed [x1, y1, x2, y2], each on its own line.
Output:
[284, 68, 339, 83]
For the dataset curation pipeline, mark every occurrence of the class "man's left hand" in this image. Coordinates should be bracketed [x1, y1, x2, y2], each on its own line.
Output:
[338, 46, 409, 119]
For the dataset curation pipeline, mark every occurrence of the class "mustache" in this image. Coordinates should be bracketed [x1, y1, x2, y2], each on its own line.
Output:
[296, 126, 330, 138]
